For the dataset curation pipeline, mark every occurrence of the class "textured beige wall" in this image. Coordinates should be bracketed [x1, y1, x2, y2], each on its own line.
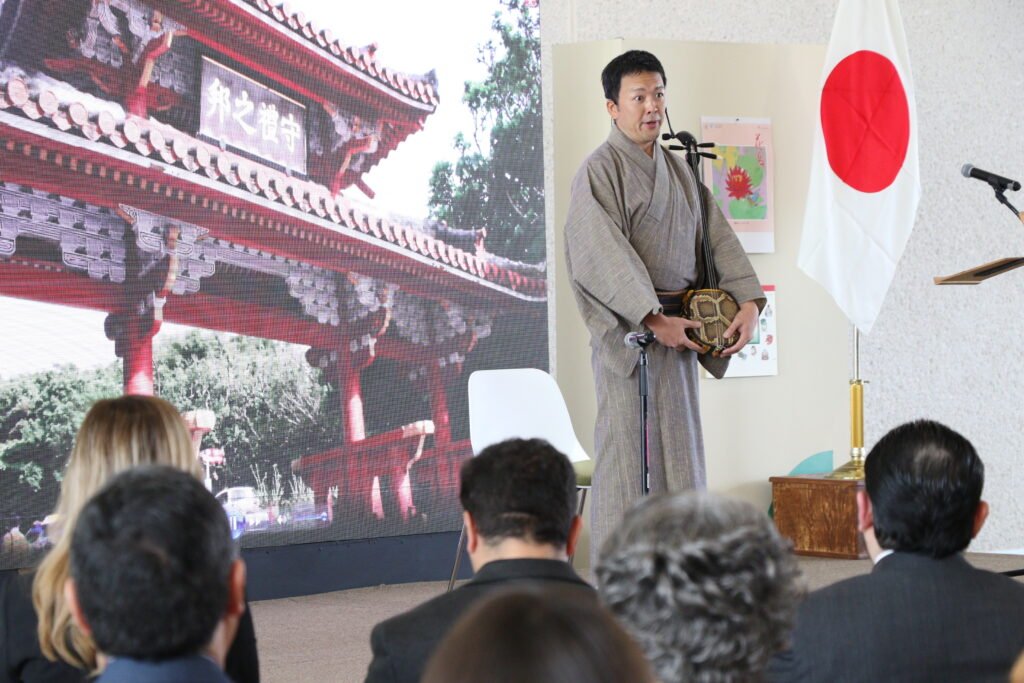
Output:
[543, 2, 1024, 553]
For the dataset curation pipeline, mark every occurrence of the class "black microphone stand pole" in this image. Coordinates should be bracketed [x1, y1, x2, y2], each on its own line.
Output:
[638, 343, 650, 495]
[625, 331, 655, 495]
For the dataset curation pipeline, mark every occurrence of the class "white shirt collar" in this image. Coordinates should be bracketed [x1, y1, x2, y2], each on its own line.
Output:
[873, 549, 895, 565]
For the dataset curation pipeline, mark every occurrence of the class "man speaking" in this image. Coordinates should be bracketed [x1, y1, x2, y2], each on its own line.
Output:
[564, 50, 764, 560]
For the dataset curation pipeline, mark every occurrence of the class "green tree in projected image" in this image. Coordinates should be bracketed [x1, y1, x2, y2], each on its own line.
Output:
[153, 332, 338, 490]
[427, 0, 544, 264]
[0, 332, 338, 521]
[0, 366, 122, 520]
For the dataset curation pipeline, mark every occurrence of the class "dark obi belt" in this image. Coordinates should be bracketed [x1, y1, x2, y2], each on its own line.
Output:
[656, 289, 686, 317]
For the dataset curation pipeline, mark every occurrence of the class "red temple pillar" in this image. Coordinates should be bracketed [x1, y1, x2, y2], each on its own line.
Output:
[426, 364, 451, 449]
[304, 345, 377, 522]
[106, 313, 160, 396]
[331, 358, 366, 521]
[339, 362, 366, 444]
[124, 327, 155, 395]
[111, 217, 178, 397]
[423, 362, 460, 507]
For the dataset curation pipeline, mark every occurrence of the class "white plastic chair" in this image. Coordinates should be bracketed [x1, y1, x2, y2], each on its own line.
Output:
[447, 368, 592, 591]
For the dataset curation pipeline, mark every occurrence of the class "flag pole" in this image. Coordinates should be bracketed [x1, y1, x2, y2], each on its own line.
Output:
[827, 325, 866, 480]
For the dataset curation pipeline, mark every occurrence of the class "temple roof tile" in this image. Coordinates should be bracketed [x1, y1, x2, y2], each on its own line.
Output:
[0, 74, 546, 300]
[135, 0, 439, 111]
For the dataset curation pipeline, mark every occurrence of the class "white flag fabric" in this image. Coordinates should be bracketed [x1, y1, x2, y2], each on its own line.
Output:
[798, 0, 920, 334]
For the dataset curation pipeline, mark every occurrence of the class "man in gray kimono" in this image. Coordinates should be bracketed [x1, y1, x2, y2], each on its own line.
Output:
[564, 50, 764, 561]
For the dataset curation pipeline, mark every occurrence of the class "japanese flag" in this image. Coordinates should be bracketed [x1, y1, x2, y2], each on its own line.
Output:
[798, 0, 920, 334]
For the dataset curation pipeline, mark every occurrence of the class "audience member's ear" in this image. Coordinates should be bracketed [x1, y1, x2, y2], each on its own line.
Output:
[972, 501, 990, 538]
[228, 559, 247, 617]
[565, 516, 583, 558]
[855, 491, 874, 533]
[206, 559, 248, 670]
[63, 579, 93, 637]
[463, 511, 480, 553]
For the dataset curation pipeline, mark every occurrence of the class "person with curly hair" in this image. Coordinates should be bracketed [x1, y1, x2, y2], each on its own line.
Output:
[596, 491, 803, 683]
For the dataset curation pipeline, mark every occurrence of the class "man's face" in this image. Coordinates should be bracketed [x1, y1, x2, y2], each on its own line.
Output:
[606, 71, 665, 153]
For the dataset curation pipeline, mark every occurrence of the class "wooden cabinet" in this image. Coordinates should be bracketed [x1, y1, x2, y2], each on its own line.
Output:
[769, 475, 867, 559]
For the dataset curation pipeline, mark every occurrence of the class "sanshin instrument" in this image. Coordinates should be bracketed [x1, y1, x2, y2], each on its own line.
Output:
[660, 127, 739, 357]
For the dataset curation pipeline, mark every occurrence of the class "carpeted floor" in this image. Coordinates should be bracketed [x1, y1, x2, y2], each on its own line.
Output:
[249, 552, 1024, 683]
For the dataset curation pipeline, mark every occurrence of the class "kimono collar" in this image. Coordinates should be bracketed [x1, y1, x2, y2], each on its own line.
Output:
[607, 123, 659, 177]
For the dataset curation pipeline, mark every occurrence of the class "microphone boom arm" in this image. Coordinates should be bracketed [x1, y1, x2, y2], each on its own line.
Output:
[994, 189, 1020, 218]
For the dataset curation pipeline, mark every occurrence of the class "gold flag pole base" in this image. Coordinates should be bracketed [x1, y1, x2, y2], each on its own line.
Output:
[827, 328, 866, 481]
[827, 447, 865, 480]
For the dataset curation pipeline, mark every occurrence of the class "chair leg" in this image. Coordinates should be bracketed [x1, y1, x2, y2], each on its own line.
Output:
[569, 486, 588, 567]
[447, 523, 467, 592]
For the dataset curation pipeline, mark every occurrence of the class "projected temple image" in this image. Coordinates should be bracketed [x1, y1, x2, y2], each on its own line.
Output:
[0, 0, 546, 567]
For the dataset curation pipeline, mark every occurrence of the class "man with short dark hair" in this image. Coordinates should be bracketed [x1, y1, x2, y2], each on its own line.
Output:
[65, 466, 246, 683]
[564, 49, 765, 563]
[766, 420, 1024, 683]
[363, 438, 592, 683]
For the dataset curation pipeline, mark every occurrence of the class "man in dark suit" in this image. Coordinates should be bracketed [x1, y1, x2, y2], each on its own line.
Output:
[766, 419, 1024, 683]
[65, 466, 247, 683]
[364, 438, 593, 683]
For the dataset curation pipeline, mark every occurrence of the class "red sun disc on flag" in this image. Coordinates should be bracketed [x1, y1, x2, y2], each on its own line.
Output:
[820, 50, 910, 193]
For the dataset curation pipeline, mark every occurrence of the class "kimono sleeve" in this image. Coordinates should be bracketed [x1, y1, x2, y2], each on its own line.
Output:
[564, 159, 662, 327]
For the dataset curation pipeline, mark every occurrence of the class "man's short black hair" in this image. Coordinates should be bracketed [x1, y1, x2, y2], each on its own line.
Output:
[865, 419, 984, 558]
[459, 438, 577, 547]
[70, 465, 235, 660]
[601, 50, 667, 102]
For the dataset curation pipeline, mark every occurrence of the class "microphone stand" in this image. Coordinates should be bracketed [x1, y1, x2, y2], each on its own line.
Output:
[990, 184, 1021, 219]
[635, 334, 654, 495]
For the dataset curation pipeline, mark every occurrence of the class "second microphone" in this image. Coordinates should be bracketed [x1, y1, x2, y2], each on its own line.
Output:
[624, 331, 656, 349]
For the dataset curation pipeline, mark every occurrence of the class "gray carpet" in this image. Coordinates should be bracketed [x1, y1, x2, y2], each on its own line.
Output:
[249, 552, 1024, 683]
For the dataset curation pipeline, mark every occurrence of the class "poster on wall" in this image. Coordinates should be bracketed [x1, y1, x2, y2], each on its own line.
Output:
[0, 0, 547, 570]
[700, 117, 775, 253]
[716, 286, 778, 379]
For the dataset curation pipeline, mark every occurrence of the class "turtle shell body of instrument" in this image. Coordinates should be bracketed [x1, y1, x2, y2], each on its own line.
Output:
[682, 288, 740, 357]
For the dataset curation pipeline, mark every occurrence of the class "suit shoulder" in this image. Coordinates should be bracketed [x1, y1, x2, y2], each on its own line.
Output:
[808, 571, 877, 598]
[966, 565, 1024, 596]
[371, 590, 469, 643]
[797, 573, 877, 616]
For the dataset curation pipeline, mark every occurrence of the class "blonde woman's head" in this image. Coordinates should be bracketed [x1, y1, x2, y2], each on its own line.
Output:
[34, 395, 201, 669]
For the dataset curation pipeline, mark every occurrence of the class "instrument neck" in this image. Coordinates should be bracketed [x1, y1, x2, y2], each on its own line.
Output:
[686, 150, 717, 290]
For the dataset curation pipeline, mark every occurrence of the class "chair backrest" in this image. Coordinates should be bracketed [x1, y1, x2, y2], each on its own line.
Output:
[467, 368, 589, 462]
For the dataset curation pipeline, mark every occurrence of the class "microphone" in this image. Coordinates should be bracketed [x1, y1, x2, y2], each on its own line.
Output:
[624, 331, 656, 349]
[961, 164, 1021, 192]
